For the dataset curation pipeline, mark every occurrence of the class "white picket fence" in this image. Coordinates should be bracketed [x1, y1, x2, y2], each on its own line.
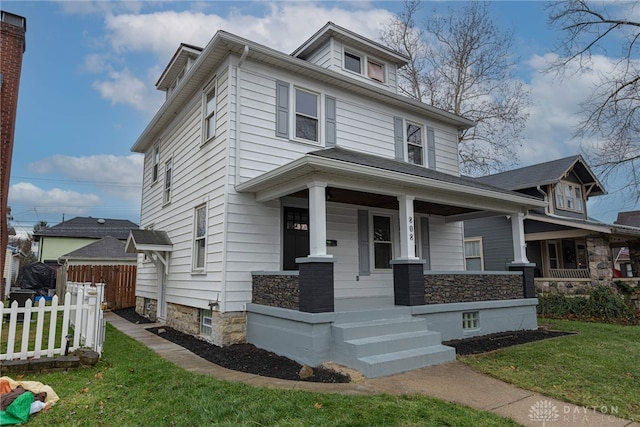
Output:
[0, 282, 105, 361]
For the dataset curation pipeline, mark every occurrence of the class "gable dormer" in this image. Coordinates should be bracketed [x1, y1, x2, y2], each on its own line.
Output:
[291, 22, 409, 94]
[156, 43, 203, 100]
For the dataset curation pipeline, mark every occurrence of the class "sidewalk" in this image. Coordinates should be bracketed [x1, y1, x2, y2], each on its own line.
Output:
[105, 312, 639, 427]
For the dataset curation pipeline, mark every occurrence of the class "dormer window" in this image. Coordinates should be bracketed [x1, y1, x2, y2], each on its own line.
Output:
[555, 182, 583, 212]
[343, 50, 385, 83]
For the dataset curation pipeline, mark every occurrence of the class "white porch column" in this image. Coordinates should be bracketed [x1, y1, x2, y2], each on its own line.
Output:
[511, 212, 530, 264]
[308, 182, 330, 258]
[398, 195, 418, 260]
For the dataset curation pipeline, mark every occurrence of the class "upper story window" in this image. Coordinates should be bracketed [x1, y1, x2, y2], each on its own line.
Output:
[295, 88, 319, 142]
[152, 146, 160, 182]
[407, 123, 424, 166]
[163, 158, 173, 205]
[343, 50, 385, 83]
[202, 82, 216, 144]
[555, 182, 583, 212]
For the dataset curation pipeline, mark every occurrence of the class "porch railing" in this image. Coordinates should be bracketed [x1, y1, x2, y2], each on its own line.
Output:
[548, 268, 591, 279]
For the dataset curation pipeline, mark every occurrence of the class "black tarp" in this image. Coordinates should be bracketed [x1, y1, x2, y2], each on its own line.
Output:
[15, 262, 56, 296]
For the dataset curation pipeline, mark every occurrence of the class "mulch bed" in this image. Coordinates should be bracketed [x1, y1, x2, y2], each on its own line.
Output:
[112, 307, 571, 382]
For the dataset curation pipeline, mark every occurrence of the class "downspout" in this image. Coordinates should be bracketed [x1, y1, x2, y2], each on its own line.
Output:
[234, 45, 249, 187]
[536, 185, 549, 214]
[222, 45, 249, 314]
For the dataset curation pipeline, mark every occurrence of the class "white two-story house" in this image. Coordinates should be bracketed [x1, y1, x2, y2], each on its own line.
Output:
[127, 22, 547, 377]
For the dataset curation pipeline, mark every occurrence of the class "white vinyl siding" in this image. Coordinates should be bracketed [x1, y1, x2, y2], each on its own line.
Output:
[428, 217, 465, 270]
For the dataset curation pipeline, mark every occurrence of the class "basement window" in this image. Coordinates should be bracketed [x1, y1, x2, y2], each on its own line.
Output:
[462, 311, 479, 330]
[200, 309, 213, 337]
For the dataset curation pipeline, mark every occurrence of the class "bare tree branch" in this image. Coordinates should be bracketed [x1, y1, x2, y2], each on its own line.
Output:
[381, 1, 530, 176]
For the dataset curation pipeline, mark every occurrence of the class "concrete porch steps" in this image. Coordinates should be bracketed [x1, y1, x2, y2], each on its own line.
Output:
[331, 317, 455, 378]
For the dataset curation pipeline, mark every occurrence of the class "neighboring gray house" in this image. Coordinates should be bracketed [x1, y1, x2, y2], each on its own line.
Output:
[126, 22, 547, 377]
[464, 156, 640, 294]
[614, 211, 640, 277]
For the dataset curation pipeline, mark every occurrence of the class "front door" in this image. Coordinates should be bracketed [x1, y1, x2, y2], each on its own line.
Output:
[283, 207, 309, 270]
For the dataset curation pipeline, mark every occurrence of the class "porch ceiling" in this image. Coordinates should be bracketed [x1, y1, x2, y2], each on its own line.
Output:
[236, 147, 547, 218]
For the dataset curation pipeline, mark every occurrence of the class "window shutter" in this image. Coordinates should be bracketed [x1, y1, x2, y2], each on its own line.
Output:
[275, 80, 289, 138]
[393, 116, 404, 160]
[325, 95, 336, 147]
[427, 127, 436, 169]
[358, 210, 370, 276]
[420, 217, 431, 270]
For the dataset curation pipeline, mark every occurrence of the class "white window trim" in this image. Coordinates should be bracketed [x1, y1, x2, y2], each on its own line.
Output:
[292, 86, 321, 145]
[192, 203, 207, 272]
[201, 79, 217, 146]
[464, 237, 484, 271]
[406, 121, 425, 166]
[163, 156, 173, 206]
[342, 47, 387, 84]
[370, 212, 398, 271]
[555, 181, 584, 213]
[152, 145, 160, 183]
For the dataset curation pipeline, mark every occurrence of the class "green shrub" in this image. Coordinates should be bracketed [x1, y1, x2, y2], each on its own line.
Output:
[537, 285, 638, 324]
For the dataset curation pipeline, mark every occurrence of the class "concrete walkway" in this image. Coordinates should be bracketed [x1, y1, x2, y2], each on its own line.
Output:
[105, 312, 639, 427]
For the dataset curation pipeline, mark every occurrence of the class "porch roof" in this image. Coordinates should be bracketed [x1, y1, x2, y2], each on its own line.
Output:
[236, 147, 547, 219]
[125, 229, 173, 253]
[525, 213, 640, 246]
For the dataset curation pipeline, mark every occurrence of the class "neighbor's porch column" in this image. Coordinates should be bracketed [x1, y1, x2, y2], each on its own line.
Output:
[308, 181, 329, 257]
[511, 212, 529, 264]
[398, 195, 418, 260]
[509, 211, 536, 298]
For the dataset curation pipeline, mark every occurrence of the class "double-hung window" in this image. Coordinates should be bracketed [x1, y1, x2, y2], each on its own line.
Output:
[163, 158, 172, 205]
[407, 123, 424, 165]
[295, 88, 319, 142]
[555, 182, 583, 212]
[152, 146, 160, 182]
[193, 204, 207, 270]
[464, 238, 483, 271]
[203, 84, 216, 143]
[373, 215, 393, 269]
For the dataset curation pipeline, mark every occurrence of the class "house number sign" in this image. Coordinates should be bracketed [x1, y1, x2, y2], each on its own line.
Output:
[409, 216, 414, 241]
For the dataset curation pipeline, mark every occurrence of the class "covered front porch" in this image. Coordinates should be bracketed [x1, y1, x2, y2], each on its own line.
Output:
[238, 148, 544, 377]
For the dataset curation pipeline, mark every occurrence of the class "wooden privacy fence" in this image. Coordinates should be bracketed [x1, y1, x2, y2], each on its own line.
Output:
[0, 283, 105, 361]
[59, 264, 136, 310]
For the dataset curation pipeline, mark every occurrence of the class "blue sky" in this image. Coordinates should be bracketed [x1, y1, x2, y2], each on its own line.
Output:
[4, 0, 637, 237]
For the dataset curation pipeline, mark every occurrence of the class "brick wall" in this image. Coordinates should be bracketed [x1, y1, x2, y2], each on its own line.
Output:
[252, 274, 300, 310]
[0, 12, 27, 286]
[424, 273, 523, 304]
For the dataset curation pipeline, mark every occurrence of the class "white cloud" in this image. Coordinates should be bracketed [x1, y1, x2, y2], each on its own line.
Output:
[27, 154, 143, 201]
[9, 182, 101, 216]
[83, 3, 393, 111]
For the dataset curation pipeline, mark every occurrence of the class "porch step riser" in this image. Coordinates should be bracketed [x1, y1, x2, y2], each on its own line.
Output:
[356, 345, 456, 378]
[341, 331, 444, 358]
[332, 318, 428, 341]
[331, 307, 413, 323]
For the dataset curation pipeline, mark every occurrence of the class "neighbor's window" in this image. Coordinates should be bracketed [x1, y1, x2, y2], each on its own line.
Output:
[464, 238, 483, 271]
[200, 309, 213, 337]
[555, 182, 583, 212]
[152, 146, 160, 182]
[203, 85, 216, 142]
[344, 51, 362, 73]
[295, 88, 319, 142]
[462, 311, 479, 330]
[367, 60, 384, 82]
[163, 158, 172, 205]
[407, 123, 424, 165]
[373, 215, 392, 269]
[193, 204, 207, 270]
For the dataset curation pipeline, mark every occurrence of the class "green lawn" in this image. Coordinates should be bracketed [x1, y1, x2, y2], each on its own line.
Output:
[460, 319, 640, 421]
[20, 324, 516, 427]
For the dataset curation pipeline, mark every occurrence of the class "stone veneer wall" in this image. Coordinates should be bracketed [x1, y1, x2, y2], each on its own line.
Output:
[166, 303, 200, 336]
[587, 236, 613, 282]
[424, 273, 523, 304]
[252, 274, 299, 310]
[135, 296, 158, 322]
